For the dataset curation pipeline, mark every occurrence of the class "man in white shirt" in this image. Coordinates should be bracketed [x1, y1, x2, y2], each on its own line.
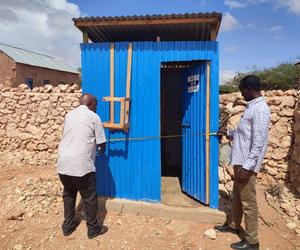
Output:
[216, 75, 271, 250]
[57, 93, 107, 239]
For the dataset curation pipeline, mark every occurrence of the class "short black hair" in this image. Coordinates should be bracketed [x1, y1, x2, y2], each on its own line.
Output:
[239, 75, 261, 91]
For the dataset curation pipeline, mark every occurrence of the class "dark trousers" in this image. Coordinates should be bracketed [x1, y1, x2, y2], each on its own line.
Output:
[59, 172, 100, 234]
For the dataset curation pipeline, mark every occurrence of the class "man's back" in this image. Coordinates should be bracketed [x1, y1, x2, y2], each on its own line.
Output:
[57, 105, 106, 177]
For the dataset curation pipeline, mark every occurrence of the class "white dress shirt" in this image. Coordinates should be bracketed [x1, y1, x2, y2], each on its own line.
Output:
[57, 105, 106, 177]
[228, 96, 271, 173]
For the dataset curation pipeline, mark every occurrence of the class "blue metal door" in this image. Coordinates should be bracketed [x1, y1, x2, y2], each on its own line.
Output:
[182, 62, 206, 203]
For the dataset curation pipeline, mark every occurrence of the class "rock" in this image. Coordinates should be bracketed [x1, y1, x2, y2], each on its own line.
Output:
[267, 160, 277, 168]
[266, 98, 281, 106]
[271, 113, 280, 123]
[281, 203, 297, 217]
[204, 229, 216, 240]
[44, 84, 53, 93]
[265, 166, 277, 176]
[286, 222, 297, 230]
[18, 84, 29, 91]
[26, 142, 37, 151]
[14, 244, 23, 250]
[58, 84, 69, 93]
[281, 96, 295, 108]
[37, 143, 49, 151]
[117, 219, 123, 225]
[282, 109, 294, 117]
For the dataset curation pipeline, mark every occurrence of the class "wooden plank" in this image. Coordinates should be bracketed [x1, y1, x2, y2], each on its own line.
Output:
[83, 30, 89, 43]
[75, 17, 219, 27]
[103, 97, 125, 102]
[110, 43, 115, 123]
[205, 61, 211, 205]
[125, 43, 132, 128]
[210, 20, 221, 40]
[120, 99, 125, 127]
[103, 122, 124, 129]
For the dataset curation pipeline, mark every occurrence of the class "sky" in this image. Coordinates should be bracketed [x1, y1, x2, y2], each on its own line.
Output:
[0, 0, 299, 84]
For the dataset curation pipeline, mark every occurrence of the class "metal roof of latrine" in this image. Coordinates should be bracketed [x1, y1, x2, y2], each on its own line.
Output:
[0, 43, 79, 74]
[73, 12, 222, 42]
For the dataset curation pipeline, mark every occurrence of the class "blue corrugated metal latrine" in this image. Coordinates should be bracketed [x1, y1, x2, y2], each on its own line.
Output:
[73, 13, 222, 208]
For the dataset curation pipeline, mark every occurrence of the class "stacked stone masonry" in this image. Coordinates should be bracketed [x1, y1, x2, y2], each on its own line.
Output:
[0, 84, 81, 167]
[220, 90, 300, 192]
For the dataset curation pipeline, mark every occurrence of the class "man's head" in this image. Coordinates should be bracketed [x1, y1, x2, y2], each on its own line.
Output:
[239, 75, 262, 102]
[80, 93, 98, 112]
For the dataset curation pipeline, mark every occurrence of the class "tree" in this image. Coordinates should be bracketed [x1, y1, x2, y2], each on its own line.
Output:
[223, 61, 299, 92]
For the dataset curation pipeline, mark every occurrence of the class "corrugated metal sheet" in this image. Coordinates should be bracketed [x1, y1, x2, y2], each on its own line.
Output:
[182, 63, 207, 203]
[74, 12, 222, 42]
[81, 41, 219, 207]
[74, 12, 222, 22]
[0, 43, 78, 74]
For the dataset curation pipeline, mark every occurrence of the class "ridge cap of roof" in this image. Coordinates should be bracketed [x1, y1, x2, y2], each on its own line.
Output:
[0, 43, 55, 59]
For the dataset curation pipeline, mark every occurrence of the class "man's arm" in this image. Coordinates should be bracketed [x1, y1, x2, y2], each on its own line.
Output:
[95, 116, 107, 154]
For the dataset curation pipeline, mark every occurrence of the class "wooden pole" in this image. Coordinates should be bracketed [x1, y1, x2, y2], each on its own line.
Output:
[125, 43, 132, 130]
[83, 31, 89, 43]
[110, 43, 115, 123]
[205, 61, 211, 205]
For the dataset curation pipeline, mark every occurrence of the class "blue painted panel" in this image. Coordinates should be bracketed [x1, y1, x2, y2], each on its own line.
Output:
[182, 63, 207, 203]
[81, 41, 219, 206]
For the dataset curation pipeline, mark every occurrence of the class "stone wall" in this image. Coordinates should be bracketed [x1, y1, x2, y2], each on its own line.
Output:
[1, 85, 300, 192]
[0, 84, 81, 167]
[220, 90, 298, 187]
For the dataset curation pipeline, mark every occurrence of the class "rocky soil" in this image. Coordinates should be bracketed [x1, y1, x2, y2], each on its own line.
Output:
[0, 164, 299, 250]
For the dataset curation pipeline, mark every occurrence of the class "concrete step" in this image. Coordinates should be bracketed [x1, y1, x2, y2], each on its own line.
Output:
[97, 197, 225, 224]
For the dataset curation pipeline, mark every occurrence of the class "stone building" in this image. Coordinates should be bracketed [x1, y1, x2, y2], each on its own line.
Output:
[0, 43, 79, 89]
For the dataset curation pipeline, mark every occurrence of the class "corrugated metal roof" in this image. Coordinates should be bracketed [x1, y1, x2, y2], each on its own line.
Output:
[73, 12, 222, 42]
[0, 43, 79, 74]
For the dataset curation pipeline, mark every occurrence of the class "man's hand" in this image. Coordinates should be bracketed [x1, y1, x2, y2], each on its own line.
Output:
[238, 168, 251, 184]
[98, 142, 106, 154]
[217, 129, 234, 141]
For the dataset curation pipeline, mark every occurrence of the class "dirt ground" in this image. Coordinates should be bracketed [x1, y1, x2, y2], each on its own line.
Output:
[0, 164, 299, 250]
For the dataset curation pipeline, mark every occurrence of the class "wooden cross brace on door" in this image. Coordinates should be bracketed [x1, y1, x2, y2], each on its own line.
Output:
[102, 43, 132, 132]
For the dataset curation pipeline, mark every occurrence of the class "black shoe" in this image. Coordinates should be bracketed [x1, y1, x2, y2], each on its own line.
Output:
[214, 223, 240, 234]
[231, 240, 259, 250]
[88, 225, 108, 239]
[63, 221, 80, 236]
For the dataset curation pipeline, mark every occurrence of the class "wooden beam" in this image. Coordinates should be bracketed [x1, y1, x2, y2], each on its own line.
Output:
[103, 122, 126, 129]
[124, 43, 132, 130]
[103, 97, 128, 102]
[210, 20, 221, 40]
[75, 17, 219, 28]
[83, 30, 89, 43]
[205, 61, 211, 205]
[110, 43, 115, 123]
[120, 99, 125, 127]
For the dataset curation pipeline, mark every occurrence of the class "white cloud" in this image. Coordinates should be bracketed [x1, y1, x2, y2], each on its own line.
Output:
[244, 23, 256, 28]
[220, 12, 240, 32]
[224, 0, 246, 9]
[0, 0, 82, 68]
[220, 70, 237, 85]
[224, 44, 239, 53]
[224, 0, 268, 9]
[275, 0, 300, 16]
[269, 25, 283, 32]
